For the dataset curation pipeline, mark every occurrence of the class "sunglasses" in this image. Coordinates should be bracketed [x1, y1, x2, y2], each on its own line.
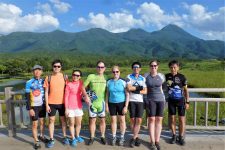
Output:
[112, 71, 119, 74]
[72, 74, 80, 77]
[133, 66, 140, 69]
[53, 65, 61, 68]
[150, 65, 158, 68]
[97, 66, 105, 69]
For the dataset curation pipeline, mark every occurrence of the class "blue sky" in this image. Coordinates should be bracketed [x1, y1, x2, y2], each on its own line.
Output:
[0, 0, 224, 41]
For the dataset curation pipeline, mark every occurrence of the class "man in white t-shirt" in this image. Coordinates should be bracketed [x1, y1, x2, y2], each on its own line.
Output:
[126, 62, 147, 148]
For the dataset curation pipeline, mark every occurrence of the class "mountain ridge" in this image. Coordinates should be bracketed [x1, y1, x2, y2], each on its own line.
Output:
[0, 24, 224, 59]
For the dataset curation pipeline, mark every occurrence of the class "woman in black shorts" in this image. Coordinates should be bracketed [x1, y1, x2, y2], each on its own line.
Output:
[145, 60, 165, 150]
[106, 65, 129, 146]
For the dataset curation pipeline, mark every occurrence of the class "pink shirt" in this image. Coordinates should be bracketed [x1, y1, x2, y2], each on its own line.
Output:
[64, 80, 83, 109]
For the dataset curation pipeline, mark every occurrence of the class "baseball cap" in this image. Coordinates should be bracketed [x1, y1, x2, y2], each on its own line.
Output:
[32, 65, 43, 71]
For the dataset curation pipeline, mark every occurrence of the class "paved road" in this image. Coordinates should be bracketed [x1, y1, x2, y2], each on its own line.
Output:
[0, 129, 224, 150]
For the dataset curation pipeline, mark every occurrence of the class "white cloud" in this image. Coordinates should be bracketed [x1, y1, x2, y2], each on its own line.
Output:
[77, 12, 143, 33]
[137, 2, 184, 28]
[182, 3, 225, 41]
[0, 3, 59, 34]
[0, 3, 22, 18]
[37, 3, 54, 15]
[49, 0, 71, 13]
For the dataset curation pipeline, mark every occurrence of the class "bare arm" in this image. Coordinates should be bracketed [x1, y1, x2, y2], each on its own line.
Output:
[81, 85, 90, 105]
[183, 85, 190, 109]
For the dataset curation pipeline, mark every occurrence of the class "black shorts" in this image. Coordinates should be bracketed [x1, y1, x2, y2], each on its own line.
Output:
[147, 100, 165, 117]
[168, 100, 185, 116]
[108, 102, 125, 116]
[128, 102, 144, 118]
[48, 104, 65, 117]
[31, 105, 46, 121]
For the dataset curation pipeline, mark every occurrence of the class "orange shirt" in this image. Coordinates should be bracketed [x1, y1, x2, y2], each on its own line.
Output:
[44, 73, 67, 104]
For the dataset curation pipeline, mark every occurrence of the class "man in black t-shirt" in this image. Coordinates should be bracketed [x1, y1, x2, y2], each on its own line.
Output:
[165, 60, 189, 146]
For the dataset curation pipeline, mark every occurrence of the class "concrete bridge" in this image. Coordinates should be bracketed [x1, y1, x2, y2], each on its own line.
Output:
[0, 128, 224, 150]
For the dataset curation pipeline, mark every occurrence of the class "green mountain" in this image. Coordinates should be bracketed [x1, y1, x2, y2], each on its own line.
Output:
[0, 24, 224, 59]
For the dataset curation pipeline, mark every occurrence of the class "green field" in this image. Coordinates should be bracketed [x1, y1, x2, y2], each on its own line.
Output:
[0, 59, 224, 127]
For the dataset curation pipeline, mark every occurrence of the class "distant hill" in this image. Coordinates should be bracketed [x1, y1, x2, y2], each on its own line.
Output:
[0, 24, 224, 59]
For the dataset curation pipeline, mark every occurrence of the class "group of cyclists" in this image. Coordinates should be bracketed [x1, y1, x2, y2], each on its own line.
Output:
[25, 59, 189, 150]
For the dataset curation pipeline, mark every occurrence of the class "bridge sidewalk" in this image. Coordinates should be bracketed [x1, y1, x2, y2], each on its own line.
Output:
[0, 129, 224, 150]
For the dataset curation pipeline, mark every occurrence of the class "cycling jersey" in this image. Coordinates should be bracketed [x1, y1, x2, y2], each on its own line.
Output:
[84, 74, 107, 116]
[25, 78, 45, 109]
[126, 74, 146, 103]
[165, 73, 187, 103]
[107, 78, 126, 103]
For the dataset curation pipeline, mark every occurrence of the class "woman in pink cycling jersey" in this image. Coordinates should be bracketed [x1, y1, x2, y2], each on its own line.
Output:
[64, 69, 90, 147]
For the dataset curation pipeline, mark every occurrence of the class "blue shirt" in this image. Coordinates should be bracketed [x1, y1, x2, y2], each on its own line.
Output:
[107, 78, 126, 103]
[25, 77, 45, 107]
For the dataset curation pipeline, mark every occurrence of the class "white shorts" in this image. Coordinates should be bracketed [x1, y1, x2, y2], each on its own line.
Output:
[67, 109, 83, 117]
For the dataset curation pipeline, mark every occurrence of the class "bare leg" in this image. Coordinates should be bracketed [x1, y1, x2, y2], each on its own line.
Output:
[60, 116, 67, 137]
[111, 116, 117, 136]
[155, 117, 163, 143]
[89, 117, 96, 138]
[39, 118, 45, 137]
[133, 118, 142, 139]
[69, 117, 75, 139]
[99, 117, 106, 137]
[49, 116, 55, 139]
[170, 115, 176, 135]
[149, 117, 155, 143]
[75, 116, 82, 137]
[179, 116, 185, 136]
[32, 120, 38, 142]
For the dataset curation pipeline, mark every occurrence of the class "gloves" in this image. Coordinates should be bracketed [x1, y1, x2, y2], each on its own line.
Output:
[136, 86, 143, 91]
[131, 86, 143, 94]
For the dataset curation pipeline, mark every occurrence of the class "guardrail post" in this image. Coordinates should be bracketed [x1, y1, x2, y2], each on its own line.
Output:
[193, 101, 197, 126]
[205, 102, 208, 127]
[216, 102, 220, 127]
[5, 87, 16, 137]
[0, 102, 4, 127]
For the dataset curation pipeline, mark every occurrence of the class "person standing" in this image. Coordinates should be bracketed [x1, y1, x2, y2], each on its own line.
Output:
[166, 60, 189, 146]
[84, 61, 107, 145]
[144, 60, 165, 150]
[126, 62, 147, 148]
[106, 65, 129, 146]
[64, 69, 90, 147]
[25, 65, 47, 149]
[44, 59, 69, 148]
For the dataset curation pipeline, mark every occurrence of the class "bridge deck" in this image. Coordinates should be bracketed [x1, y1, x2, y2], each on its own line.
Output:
[0, 129, 224, 150]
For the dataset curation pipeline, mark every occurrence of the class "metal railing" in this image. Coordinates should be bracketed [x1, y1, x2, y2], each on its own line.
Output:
[0, 87, 224, 137]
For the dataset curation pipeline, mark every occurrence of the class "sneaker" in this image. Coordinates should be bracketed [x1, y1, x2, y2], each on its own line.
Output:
[62, 137, 70, 145]
[135, 137, 141, 146]
[119, 137, 125, 146]
[155, 142, 161, 150]
[47, 139, 55, 148]
[38, 135, 48, 143]
[76, 136, 84, 143]
[178, 135, 185, 146]
[71, 138, 77, 147]
[170, 134, 176, 144]
[149, 143, 157, 150]
[100, 137, 106, 145]
[130, 138, 135, 148]
[88, 137, 94, 145]
[111, 136, 117, 146]
[34, 141, 41, 149]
